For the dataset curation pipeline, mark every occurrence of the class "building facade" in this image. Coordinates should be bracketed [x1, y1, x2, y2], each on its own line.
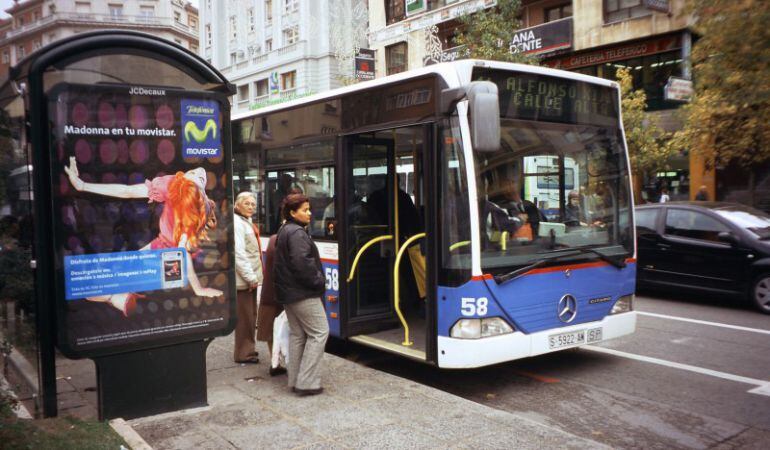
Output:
[201, 0, 367, 114]
[367, 0, 706, 202]
[0, 0, 199, 80]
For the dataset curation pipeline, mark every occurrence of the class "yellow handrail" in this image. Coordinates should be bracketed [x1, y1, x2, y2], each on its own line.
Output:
[393, 232, 426, 347]
[501, 231, 508, 251]
[449, 240, 471, 252]
[347, 235, 394, 282]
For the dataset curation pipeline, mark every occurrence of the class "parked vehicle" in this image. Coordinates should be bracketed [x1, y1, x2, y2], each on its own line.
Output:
[635, 202, 770, 313]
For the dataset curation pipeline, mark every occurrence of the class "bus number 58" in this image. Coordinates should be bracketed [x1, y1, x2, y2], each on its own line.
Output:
[461, 297, 488, 316]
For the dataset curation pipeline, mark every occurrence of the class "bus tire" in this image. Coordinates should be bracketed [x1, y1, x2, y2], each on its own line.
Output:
[750, 273, 770, 314]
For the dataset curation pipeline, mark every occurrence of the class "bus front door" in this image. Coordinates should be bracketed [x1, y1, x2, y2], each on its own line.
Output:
[341, 129, 428, 359]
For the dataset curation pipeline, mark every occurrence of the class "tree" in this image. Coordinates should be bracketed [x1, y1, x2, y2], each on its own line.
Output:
[454, 0, 538, 64]
[675, 0, 770, 205]
[616, 67, 673, 201]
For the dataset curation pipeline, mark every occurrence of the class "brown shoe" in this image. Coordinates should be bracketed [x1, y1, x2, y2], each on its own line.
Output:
[269, 366, 287, 376]
[293, 387, 323, 396]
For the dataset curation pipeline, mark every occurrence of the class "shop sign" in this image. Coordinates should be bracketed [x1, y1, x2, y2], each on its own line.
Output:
[355, 48, 375, 80]
[406, 0, 427, 16]
[423, 44, 470, 65]
[509, 18, 572, 56]
[269, 71, 280, 94]
[664, 77, 693, 102]
[371, 0, 496, 44]
[644, 0, 670, 13]
[543, 34, 682, 70]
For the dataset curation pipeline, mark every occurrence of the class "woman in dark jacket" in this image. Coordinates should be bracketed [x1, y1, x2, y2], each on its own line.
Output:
[274, 194, 328, 396]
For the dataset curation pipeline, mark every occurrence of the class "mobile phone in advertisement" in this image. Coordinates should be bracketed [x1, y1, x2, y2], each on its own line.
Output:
[161, 250, 184, 289]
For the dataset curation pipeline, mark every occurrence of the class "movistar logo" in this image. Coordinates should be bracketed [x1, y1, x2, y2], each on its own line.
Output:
[184, 119, 217, 143]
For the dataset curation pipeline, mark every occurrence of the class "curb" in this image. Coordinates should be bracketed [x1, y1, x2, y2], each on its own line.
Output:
[109, 418, 154, 450]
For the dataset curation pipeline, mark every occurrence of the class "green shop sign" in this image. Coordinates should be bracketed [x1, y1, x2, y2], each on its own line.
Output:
[406, 0, 427, 16]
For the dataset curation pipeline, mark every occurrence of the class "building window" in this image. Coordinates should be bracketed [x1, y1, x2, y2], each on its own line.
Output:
[33, 10, 41, 21]
[256, 79, 269, 98]
[284, 0, 299, 14]
[283, 26, 298, 46]
[385, 0, 406, 25]
[32, 39, 42, 50]
[190, 43, 198, 53]
[205, 24, 212, 46]
[604, 0, 651, 23]
[265, 0, 273, 24]
[545, 3, 573, 22]
[248, 7, 255, 32]
[237, 84, 249, 104]
[2, 50, 9, 64]
[386, 42, 407, 75]
[17, 45, 25, 59]
[230, 16, 237, 40]
[281, 70, 296, 90]
[189, 17, 198, 30]
[174, 11, 181, 23]
[230, 52, 237, 65]
[265, 38, 273, 52]
[17, 17, 24, 27]
[139, 5, 155, 20]
[108, 4, 123, 18]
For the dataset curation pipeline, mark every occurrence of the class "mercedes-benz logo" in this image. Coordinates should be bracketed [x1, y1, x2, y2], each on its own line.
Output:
[558, 294, 578, 323]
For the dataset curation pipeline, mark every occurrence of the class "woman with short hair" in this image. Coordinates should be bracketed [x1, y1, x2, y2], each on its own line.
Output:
[274, 193, 328, 396]
[233, 191, 263, 364]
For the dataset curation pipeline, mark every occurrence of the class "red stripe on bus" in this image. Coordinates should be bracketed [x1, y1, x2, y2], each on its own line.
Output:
[472, 274, 494, 281]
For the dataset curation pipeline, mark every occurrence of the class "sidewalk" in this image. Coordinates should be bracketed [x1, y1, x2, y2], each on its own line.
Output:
[127, 333, 608, 449]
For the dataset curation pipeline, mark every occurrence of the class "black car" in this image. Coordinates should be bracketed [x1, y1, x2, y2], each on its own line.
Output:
[635, 202, 770, 314]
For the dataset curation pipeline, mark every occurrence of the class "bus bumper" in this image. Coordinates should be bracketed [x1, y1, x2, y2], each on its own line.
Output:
[437, 311, 637, 369]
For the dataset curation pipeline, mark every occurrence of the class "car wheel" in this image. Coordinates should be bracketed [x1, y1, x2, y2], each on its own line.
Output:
[751, 273, 770, 314]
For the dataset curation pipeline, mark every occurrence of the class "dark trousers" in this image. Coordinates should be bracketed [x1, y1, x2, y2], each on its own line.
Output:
[234, 289, 258, 362]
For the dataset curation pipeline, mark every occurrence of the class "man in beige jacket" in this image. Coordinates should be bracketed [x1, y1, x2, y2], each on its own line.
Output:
[233, 192, 263, 363]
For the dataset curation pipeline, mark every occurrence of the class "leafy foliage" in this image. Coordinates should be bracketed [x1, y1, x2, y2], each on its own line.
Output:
[675, 0, 770, 170]
[454, 0, 538, 64]
[617, 68, 672, 177]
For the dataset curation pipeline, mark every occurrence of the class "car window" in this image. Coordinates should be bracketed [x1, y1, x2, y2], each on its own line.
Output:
[664, 209, 729, 242]
[635, 209, 658, 232]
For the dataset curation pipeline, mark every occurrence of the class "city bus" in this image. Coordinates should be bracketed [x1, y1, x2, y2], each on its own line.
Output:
[231, 60, 636, 368]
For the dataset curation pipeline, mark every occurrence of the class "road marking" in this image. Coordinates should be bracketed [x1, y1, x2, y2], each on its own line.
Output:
[637, 311, 770, 335]
[584, 345, 770, 396]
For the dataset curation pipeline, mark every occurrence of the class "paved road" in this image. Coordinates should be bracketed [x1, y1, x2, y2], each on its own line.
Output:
[329, 291, 770, 449]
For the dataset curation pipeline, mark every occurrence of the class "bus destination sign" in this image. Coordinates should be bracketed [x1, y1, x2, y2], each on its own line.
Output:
[473, 68, 619, 127]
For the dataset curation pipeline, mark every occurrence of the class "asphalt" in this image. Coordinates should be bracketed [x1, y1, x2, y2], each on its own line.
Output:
[126, 332, 609, 449]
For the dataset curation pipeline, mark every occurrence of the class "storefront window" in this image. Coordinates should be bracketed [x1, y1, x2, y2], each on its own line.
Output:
[386, 42, 408, 75]
[598, 51, 683, 111]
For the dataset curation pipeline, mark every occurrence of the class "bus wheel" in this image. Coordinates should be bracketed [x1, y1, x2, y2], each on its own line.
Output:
[751, 273, 770, 314]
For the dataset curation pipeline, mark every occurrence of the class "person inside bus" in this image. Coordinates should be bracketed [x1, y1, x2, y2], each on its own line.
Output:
[564, 191, 587, 227]
[492, 178, 541, 240]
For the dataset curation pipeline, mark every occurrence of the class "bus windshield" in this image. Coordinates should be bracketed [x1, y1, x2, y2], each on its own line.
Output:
[472, 68, 633, 271]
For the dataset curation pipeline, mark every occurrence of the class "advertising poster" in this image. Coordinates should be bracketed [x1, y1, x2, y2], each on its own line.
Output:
[48, 83, 234, 356]
[355, 49, 376, 81]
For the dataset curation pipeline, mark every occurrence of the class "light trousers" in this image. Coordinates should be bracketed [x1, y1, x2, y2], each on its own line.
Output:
[284, 297, 329, 390]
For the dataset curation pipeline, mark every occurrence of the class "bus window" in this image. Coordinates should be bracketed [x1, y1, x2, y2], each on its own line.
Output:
[262, 139, 335, 238]
[439, 118, 472, 286]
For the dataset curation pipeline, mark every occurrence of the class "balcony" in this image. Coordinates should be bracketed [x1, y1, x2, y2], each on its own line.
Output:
[2, 12, 199, 43]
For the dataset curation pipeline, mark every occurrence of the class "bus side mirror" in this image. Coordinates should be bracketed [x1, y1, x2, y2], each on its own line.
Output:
[466, 81, 500, 153]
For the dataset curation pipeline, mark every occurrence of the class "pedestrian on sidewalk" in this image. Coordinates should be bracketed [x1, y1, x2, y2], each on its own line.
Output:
[233, 192, 263, 364]
[695, 185, 709, 201]
[256, 231, 286, 376]
[274, 193, 328, 396]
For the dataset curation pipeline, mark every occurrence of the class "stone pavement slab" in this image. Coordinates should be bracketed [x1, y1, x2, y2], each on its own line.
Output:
[128, 333, 609, 449]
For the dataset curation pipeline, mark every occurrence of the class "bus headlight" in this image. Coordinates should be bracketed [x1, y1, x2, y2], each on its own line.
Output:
[450, 317, 514, 339]
[611, 294, 634, 314]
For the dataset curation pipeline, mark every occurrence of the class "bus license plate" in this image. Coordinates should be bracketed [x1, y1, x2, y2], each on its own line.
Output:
[548, 330, 585, 349]
[587, 327, 603, 343]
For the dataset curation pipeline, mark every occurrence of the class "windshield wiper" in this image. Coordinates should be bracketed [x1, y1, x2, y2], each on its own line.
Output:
[493, 247, 628, 286]
[556, 246, 627, 269]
